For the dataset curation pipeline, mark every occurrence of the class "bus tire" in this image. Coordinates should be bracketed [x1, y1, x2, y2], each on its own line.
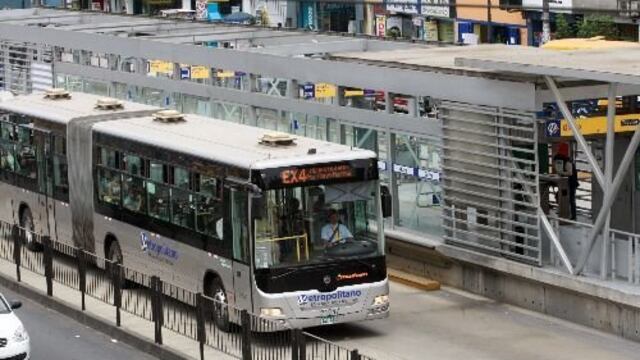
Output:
[19, 207, 41, 252]
[206, 277, 231, 332]
[106, 240, 129, 289]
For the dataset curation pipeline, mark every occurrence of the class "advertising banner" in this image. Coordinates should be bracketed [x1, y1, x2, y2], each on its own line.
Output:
[149, 60, 173, 75]
[315, 83, 336, 98]
[375, 15, 386, 37]
[191, 66, 210, 79]
[421, 0, 450, 18]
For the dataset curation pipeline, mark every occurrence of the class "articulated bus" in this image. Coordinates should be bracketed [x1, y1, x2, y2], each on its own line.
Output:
[0, 90, 390, 329]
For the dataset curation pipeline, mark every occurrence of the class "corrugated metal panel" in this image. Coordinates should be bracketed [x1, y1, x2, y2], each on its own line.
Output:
[440, 101, 542, 265]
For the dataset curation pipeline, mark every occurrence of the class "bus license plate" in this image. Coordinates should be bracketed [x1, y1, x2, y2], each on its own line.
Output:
[320, 315, 336, 325]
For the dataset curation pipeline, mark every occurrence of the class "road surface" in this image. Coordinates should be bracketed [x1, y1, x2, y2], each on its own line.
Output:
[0, 284, 159, 360]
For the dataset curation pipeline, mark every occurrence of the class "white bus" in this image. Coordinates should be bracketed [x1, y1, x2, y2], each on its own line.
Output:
[0, 90, 390, 329]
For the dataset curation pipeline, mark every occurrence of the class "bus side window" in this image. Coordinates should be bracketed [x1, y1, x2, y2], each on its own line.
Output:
[52, 135, 69, 200]
[195, 173, 221, 238]
[147, 161, 170, 221]
[171, 167, 195, 229]
[97, 167, 122, 206]
[15, 126, 35, 180]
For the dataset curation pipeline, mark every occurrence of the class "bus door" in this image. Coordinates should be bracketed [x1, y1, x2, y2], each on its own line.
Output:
[226, 188, 251, 310]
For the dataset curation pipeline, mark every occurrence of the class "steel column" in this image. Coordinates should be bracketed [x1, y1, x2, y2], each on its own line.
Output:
[601, 83, 617, 279]
[544, 76, 606, 188]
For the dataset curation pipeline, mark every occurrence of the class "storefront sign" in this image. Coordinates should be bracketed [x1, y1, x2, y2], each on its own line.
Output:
[216, 70, 235, 78]
[180, 67, 190, 79]
[315, 83, 336, 98]
[558, 115, 640, 137]
[149, 60, 173, 75]
[393, 164, 441, 181]
[522, 0, 572, 11]
[421, 0, 450, 18]
[191, 66, 210, 79]
[386, 0, 418, 14]
[375, 15, 386, 37]
[302, 83, 315, 99]
[344, 89, 364, 97]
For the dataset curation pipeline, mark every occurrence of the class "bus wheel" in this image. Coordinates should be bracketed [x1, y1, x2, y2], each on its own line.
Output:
[107, 240, 129, 289]
[207, 278, 231, 332]
[20, 207, 41, 252]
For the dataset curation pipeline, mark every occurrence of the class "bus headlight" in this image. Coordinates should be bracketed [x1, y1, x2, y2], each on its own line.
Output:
[373, 294, 389, 306]
[260, 307, 284, 317]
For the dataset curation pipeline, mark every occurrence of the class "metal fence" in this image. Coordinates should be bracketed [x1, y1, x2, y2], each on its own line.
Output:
[0, 220, 376, 360]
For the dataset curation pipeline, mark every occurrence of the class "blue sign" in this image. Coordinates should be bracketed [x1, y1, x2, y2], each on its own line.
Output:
[302, 83, 315, 99]
[180, 67, 190, 80]
[207, 3, 222, 21]
[140, 232, 179, 262]
[545, 119, 561, 138]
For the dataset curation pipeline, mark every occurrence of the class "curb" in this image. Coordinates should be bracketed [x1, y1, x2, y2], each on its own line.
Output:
[0, 271, 192, 360]
[388, 268, 441, 291]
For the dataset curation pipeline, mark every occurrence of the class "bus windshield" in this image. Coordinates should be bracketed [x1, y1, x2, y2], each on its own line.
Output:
[253, 180, 382, 269]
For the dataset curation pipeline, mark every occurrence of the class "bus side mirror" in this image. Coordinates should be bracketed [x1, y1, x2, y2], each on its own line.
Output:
[251, 195, 265, 219]
[381, 185, 392, 218]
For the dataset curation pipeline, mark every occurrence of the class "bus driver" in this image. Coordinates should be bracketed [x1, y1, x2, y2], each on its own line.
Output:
[321, 209, 353, 247]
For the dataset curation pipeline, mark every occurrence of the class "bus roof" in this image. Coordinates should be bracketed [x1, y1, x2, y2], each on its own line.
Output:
[0, 92, 156, 124]
[93, 112, 376, 171]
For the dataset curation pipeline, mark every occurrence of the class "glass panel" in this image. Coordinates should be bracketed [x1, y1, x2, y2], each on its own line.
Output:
[123, 175, 146, 213]
[100, 148, 118, 169]
[0, 142, 16, 173]
[393, 135, 442, 236]
[149, 161, 165, 183]
[15, 127, 36, 179]
[97, 168, 121, 205]
[196, 194, 221, 238]
[253, 181, 380, 269]
[172, 188, 195, 229]
[173, 167, 190, 189]
[123, 154, 143, 176]
[231, 191, 249, 262]
[197, 175, 218, 198]
[53, 136, 68, 195]
[146, 181, 170, 221]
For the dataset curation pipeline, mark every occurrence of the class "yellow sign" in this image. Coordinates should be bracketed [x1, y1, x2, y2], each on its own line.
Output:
[216, 70, 235, 78]
[315, 83, 336, 98]
[560, 114, 640, 137]
[344, 89, 364, 97]
[149, 60, 173, 75]
[191, 66, 210, 79]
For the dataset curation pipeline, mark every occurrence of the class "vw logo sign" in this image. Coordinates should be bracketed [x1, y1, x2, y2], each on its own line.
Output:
[323, 275, 332, 285]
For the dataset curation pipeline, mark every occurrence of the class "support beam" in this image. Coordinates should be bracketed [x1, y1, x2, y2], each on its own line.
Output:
[575, 126, 640, 274]
[544, 76, 606, 188]
[538, 208, 574, 275]
[601, 83, 617, 279]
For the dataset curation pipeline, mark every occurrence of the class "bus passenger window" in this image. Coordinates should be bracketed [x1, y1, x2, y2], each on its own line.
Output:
[100, 148, 119, 169]
[196, 174, 218, 199]
[196, 193, 220, 238]
[53, 136, 68, 197]
[0, 143, 16, 173]
[172, 188, 195, 229]
[1, 123, 15, 141]
[98, 168, 121, 205]
[15, 127, 36, 179]
[123, 154, 144, 177]
[173, 167, 190, 189]
[149, 161, 166, 183]
[123, 176, 146, 213]
[147, 181, 171, 221]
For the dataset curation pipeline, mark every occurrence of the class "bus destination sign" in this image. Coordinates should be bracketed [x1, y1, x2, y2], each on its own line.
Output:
[280, 164, 354, 185]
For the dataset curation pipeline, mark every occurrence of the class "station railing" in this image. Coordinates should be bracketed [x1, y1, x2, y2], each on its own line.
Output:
[0, 220, 376, 360]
